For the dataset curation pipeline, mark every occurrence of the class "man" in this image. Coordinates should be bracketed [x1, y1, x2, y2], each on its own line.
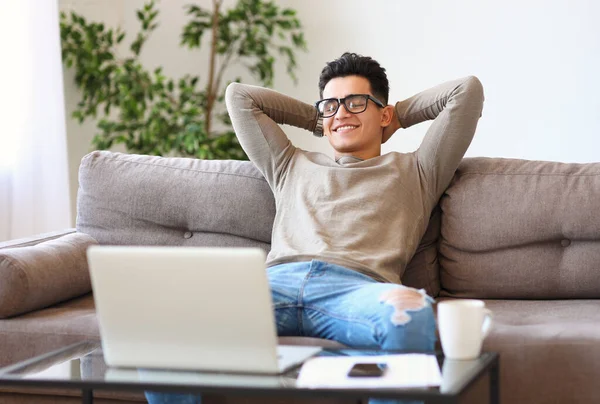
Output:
[146, 52, 484, 404]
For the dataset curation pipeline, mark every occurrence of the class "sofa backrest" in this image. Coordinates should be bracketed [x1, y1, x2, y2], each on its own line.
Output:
[439, 157, 600, 299]
[78, 152, 600, 300]
[77, 151, 439, 295]
[77, 151, 274, 252]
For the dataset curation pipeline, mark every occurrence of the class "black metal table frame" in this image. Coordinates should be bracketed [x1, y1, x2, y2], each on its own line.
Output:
[0, 342, 499, 404]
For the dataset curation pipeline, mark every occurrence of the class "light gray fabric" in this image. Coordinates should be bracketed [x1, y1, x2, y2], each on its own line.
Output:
[0, 233, 98, 318]
[439, 157, 600, 299]
[76, 151, 273, 251]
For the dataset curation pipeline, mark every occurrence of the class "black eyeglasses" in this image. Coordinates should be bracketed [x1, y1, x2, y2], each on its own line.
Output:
[315, 94, 385, 118]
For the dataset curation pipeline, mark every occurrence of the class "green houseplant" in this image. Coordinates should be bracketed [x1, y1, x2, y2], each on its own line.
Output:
[60, 0, 307, 159]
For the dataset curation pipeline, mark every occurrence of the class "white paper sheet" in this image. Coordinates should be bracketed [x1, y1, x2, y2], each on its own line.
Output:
[296, 354, 441, 389]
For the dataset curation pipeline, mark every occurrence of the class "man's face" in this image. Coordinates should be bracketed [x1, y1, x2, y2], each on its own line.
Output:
[321, 75, 389, 159]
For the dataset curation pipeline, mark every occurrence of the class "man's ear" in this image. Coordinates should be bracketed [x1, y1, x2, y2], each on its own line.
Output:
[380, 105, 395, 127]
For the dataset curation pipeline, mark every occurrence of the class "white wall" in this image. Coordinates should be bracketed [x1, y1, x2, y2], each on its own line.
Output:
[272, 0, 600, 163]
[60, 0, 600, 224]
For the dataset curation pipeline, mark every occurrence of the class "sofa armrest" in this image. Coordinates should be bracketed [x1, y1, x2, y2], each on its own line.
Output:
[0, 229, 77, 250]
[0, 230, 97, 318]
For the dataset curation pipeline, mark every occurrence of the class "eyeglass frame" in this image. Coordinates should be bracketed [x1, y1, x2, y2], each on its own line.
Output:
[314, 94, 386, 118]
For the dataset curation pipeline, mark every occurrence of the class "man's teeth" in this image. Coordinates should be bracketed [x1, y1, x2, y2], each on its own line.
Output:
[335, 125, 357, 132]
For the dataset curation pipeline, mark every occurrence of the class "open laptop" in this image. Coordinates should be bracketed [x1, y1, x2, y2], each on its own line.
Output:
[86, 245, 321, 374]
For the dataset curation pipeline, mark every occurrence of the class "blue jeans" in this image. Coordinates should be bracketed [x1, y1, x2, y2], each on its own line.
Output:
[145, 260, 437, 404]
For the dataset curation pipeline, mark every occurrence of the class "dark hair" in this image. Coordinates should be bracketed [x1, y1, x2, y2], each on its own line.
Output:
[318, 52, 389, 104]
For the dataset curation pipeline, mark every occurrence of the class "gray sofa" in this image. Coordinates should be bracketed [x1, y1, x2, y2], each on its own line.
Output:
[0, 150, 598, 403]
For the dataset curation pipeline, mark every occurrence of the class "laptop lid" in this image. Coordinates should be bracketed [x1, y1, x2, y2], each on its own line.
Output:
[87, 245, 281, 374]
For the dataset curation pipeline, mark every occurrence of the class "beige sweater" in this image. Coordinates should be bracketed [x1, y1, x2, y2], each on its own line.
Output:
[225, 76, 484, 283]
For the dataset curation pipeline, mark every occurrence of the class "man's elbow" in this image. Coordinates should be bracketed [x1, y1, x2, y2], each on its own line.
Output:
[463, 76, 485, 117]
[464, 75, 485, 103]
[225, 82, 242, 109]
[225, 82, 256, 112]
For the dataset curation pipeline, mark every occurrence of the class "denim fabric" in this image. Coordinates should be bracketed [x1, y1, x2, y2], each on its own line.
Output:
[145, 260, 437, 404]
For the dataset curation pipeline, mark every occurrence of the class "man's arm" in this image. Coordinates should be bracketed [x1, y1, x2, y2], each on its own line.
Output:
[225, 82, 321, 189]
[393, 76, 484, 201]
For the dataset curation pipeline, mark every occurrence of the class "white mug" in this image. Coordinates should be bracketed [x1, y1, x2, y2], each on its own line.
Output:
[437, 299, 492, 360]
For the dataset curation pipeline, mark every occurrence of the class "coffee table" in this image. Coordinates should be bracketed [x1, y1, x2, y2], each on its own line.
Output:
[0, 340, 499, 404]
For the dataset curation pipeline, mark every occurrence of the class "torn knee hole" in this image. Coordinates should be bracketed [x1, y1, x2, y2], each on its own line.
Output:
[379, 288, 427, 326]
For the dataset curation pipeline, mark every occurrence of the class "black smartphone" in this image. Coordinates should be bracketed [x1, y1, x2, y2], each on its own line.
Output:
[347, 362, 388, 377]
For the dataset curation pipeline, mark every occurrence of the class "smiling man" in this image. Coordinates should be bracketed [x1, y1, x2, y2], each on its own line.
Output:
[145, 53, 484, 404]
[226, 49, 483, 361]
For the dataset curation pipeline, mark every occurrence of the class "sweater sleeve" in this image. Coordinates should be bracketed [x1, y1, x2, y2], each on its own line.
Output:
[225, 82, 322, 190]
[395, 76, 484, 201]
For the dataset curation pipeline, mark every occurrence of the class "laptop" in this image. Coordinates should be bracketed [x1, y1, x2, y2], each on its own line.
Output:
[86, 245, 321, 374]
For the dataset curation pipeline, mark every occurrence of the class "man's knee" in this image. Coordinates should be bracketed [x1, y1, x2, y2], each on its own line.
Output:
[376, 287, 436, 351]
[378, 287, 433, 326]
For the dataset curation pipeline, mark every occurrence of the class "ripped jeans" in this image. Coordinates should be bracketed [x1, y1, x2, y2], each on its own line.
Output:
[145, 260, 437, 404]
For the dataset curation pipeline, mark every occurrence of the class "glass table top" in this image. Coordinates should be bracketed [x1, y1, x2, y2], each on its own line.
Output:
[0, 340, 497, 400]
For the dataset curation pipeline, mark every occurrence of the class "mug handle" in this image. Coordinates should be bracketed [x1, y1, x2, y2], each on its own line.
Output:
[482, 308, 493, 339]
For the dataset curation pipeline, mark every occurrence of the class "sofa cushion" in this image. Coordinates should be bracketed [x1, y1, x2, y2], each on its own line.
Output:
[462, 299, 600, 404]
[77, 151, 273, 252]
[439, 157, 600, 299]
[0, 294, 98, 367]
[0, 233, 98, 318]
